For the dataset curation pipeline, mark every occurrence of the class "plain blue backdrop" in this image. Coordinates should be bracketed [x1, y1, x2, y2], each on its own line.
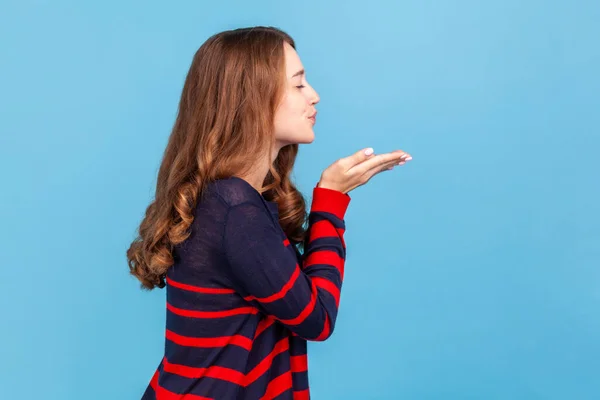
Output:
[1, 0, 599, 399]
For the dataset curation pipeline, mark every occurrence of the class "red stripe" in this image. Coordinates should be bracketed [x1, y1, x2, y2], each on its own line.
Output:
[290, 355, 308, 373]
[161, 339, 290, 388]
[277, 283, 317, 326]
[244, 267, 301, 303]
[307, 221, 347, 249]
[259, 370, 293, 400]
[304, 250, 345, 279]
[166, 330, 253, 351]
[293, 389, 311, 400]
[255, 317, 275, 339]
[150, 368, 159, 391]
[150, 368, 213, 400]
[167, 277, 235, 294]
[312, 277, 341, 306]
[244, 338, 289, 385]
[167, 302, 258, 318]
[307, 220, 340, 242]
[163, 357, 245, 385]
[311, 186, 351, 220]
[314, 315, 331, 341]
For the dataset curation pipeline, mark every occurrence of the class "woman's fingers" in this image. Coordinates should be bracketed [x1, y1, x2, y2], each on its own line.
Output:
[319, 148, 412, 194]
[349, 150, 411, 176]
[358, 151, 412, 181]
[340, 147, 377, 170]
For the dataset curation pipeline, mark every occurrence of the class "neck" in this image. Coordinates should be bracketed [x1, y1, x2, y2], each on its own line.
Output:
[238, 143, 282, 194]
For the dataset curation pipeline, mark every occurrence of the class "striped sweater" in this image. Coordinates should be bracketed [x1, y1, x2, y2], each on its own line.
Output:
[141, 176, 350, 399]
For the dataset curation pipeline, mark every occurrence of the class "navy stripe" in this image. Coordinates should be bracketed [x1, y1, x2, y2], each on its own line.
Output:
[305, 236, 346, 258]
[166, 286, 248, 312]
[165, 341, 252, 370]
[166, 310, 258, 338]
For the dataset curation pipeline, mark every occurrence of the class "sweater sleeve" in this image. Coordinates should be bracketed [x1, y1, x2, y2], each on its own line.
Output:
[223, 186, 350, 341]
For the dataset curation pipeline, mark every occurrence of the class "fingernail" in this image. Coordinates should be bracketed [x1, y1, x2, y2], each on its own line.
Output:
[364, 148, 374, 156]
[398, 161, 406, 165]
[406, 156, 412, 161]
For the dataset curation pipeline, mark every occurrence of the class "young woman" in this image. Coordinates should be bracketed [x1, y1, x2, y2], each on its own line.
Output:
[127, 26, 412, 400]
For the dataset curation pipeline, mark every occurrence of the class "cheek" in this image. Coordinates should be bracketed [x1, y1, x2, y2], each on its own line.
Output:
[274, 92, 308, 134]
[283, 92, 307, 115]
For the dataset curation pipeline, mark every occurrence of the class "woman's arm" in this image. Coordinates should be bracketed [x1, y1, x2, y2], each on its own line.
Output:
[223, 185, 350, 341]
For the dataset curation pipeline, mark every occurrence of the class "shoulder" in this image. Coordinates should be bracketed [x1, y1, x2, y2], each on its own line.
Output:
[204, 176, 264, 209]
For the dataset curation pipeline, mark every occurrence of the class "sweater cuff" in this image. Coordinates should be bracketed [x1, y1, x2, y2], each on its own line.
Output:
[310, 184, 351, 220]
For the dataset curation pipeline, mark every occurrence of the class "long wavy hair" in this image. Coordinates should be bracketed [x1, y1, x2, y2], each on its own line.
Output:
[127, 27, 308, 290]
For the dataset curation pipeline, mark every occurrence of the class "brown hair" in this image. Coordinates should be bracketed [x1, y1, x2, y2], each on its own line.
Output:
[127, 27, 308, 290]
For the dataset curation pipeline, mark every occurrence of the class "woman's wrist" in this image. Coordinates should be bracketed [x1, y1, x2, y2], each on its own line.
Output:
[316, 179, 345, 194]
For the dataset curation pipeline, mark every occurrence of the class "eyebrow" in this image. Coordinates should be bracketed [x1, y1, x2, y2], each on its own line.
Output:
[291, 69, 304, 78]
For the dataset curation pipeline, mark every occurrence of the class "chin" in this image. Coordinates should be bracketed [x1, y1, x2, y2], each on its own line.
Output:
[299, 130, 315, 144]
[276, 129, 315, 146]
[300, 135, 315, 144]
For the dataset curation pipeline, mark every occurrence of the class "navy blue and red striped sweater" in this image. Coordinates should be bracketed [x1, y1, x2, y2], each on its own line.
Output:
[141, 176, 350, 400]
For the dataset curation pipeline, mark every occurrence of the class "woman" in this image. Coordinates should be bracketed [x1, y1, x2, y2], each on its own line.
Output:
[127, 26, 412, 400]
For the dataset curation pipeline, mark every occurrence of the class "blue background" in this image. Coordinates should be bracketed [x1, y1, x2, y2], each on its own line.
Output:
[1, 0, 599, 399]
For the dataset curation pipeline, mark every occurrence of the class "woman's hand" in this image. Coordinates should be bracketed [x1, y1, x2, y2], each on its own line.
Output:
[317, 148, 412, 194]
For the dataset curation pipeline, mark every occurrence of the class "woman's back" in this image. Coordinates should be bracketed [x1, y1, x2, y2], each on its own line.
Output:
[142, 176, 349, 399]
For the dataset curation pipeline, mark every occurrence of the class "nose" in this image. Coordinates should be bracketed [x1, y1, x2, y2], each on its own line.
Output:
[309, 86, 321, 106]
[309, 87, 320, 105]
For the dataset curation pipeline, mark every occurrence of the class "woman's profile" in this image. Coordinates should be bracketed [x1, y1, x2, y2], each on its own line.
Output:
[127, 26, 412, 400]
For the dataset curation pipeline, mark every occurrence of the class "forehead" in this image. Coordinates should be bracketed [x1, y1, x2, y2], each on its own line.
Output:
[283, 42, 303, 77]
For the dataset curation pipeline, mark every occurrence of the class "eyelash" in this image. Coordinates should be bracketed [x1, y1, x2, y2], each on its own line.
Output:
[296, 85, 305, 89]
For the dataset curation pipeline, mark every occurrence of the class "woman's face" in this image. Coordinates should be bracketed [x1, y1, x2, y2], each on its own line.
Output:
[273, 42, 320, 147]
